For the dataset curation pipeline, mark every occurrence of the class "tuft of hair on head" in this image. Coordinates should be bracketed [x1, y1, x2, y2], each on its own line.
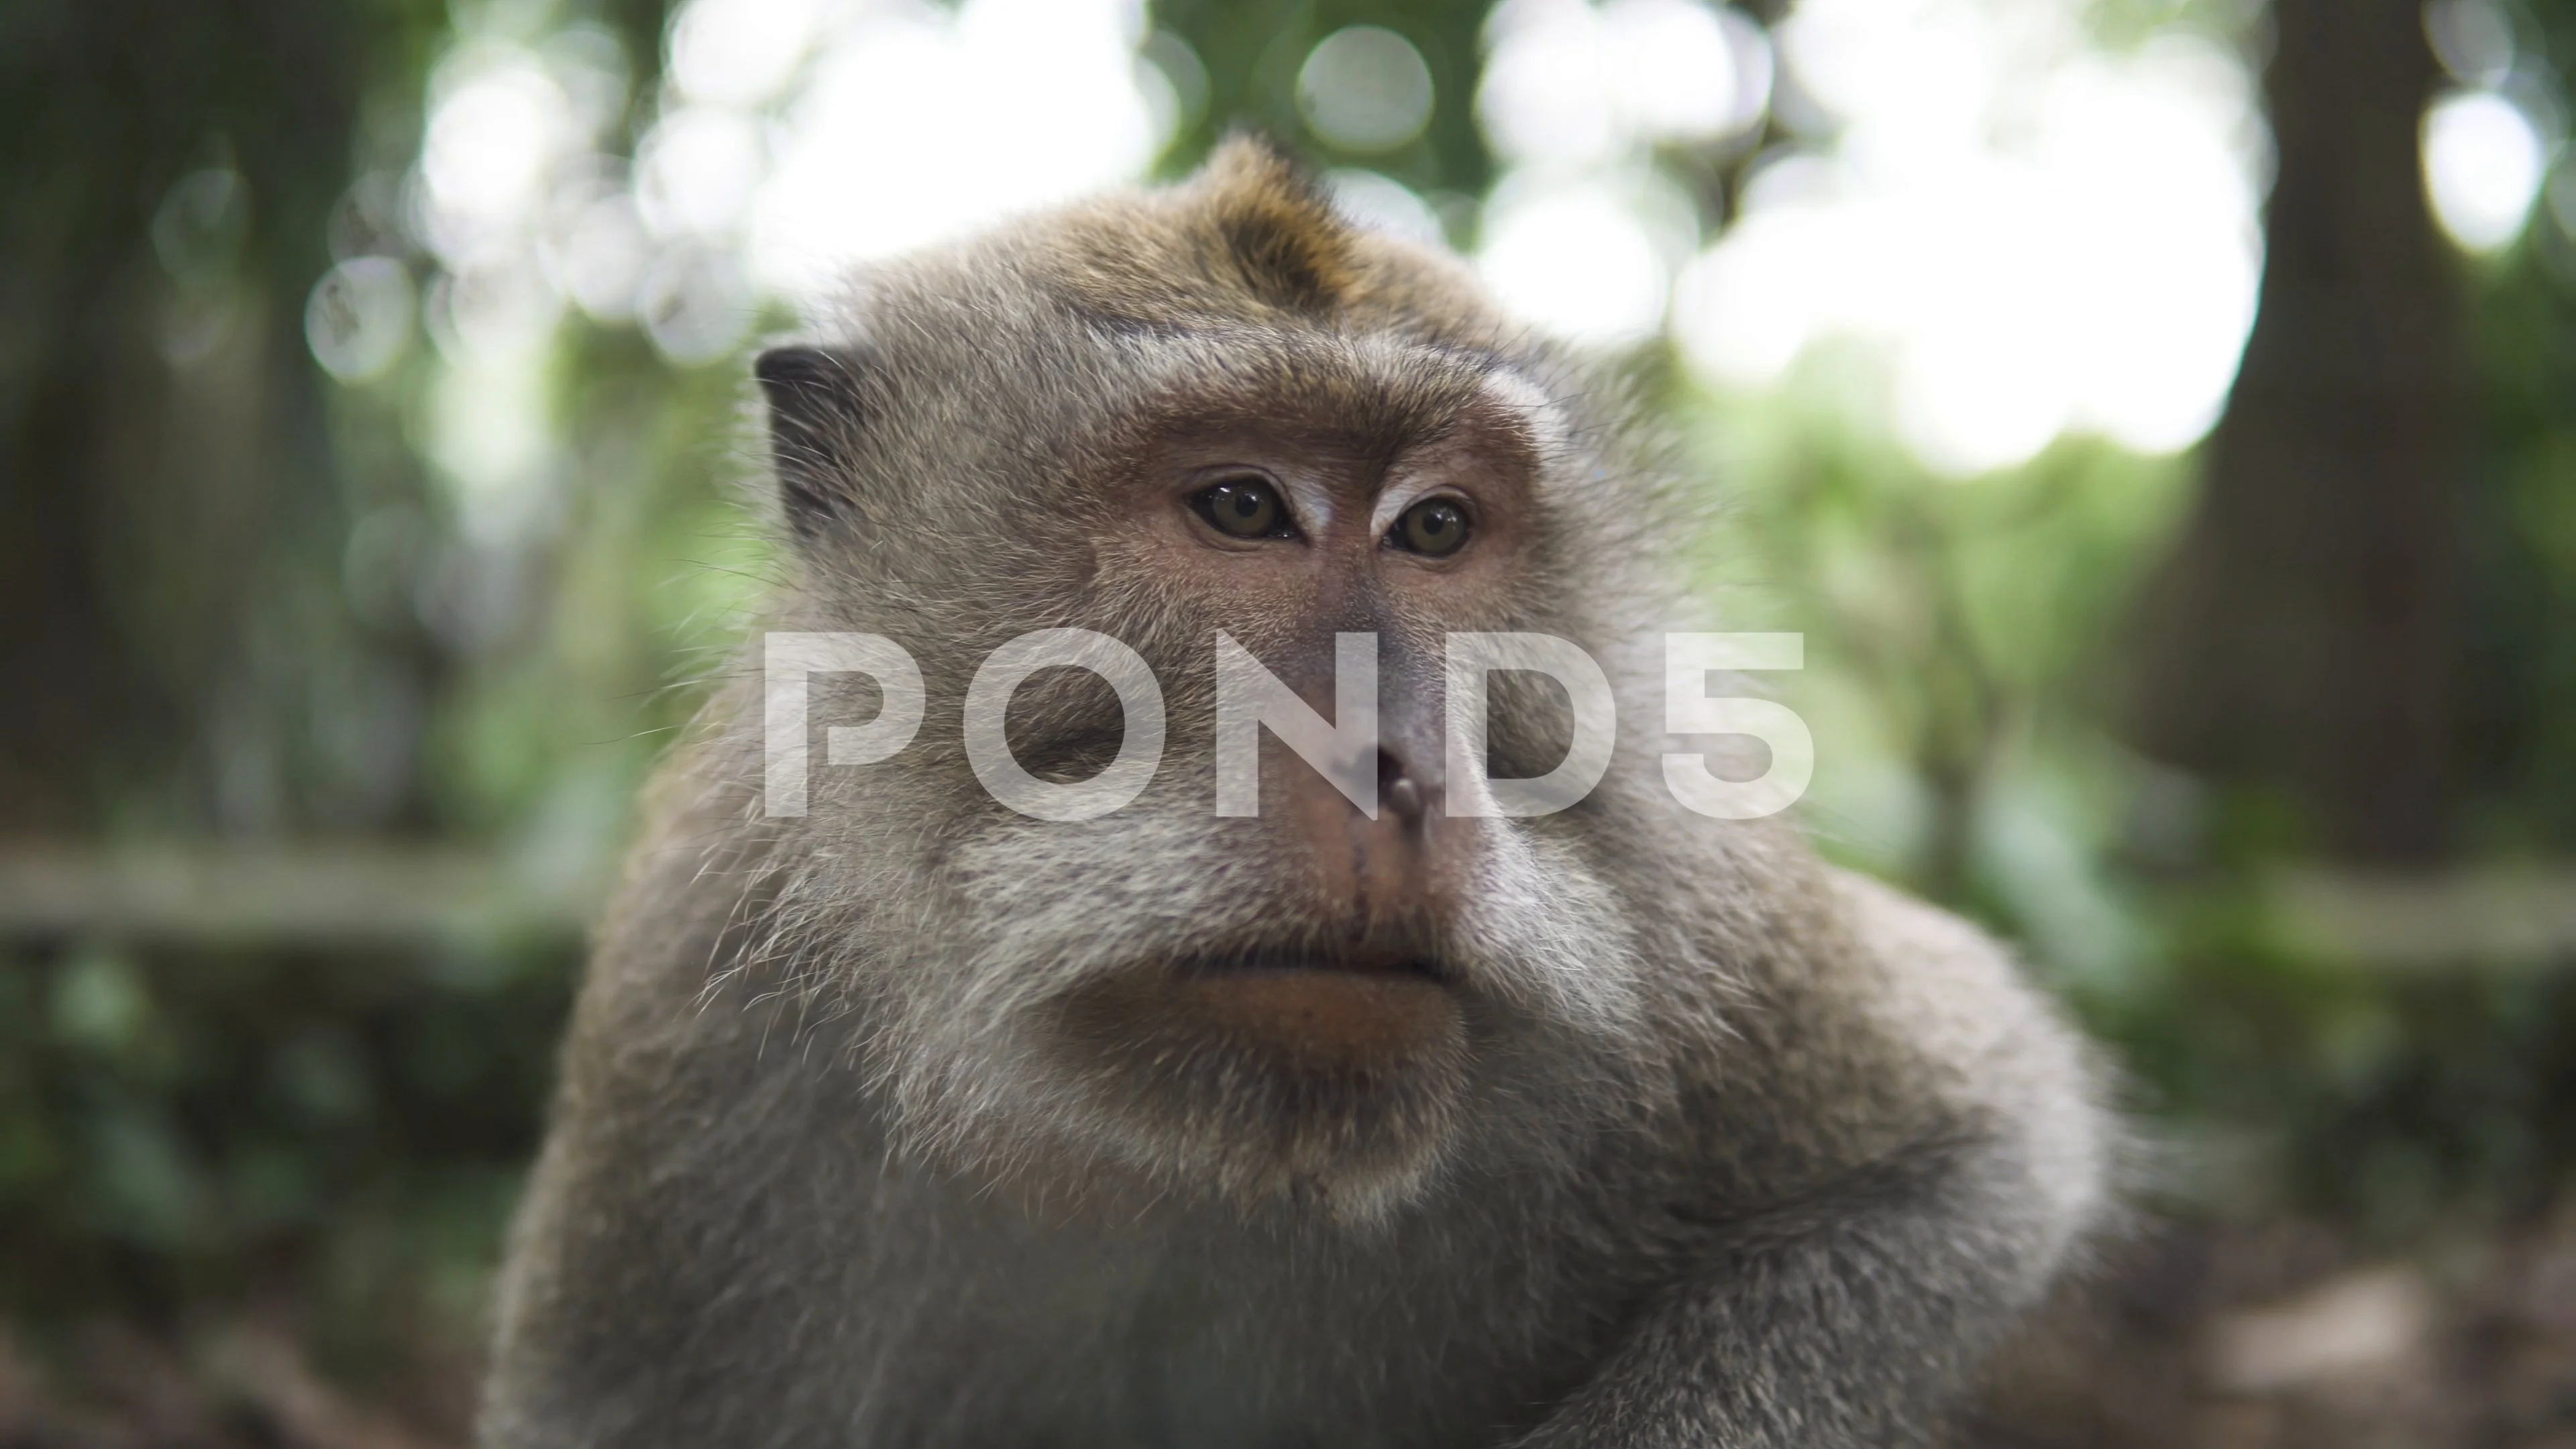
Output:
[1185, 133, 1363, 315]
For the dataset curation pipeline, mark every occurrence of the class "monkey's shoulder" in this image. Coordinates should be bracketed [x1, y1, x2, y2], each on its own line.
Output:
[1644, 863, 2112, 1200]
[1822, 867, 2100, 1099]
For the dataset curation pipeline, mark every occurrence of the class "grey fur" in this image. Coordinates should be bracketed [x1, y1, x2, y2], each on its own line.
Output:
[480, 142, 2114, 1449]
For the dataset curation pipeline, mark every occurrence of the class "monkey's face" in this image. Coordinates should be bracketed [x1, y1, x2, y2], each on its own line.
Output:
[765, 334, 1658, 1224]
[750, 157, 1666, 1221]
[1049, 368, 1644, 1212]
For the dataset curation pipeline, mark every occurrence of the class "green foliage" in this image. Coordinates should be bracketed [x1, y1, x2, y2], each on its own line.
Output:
[0, 934, 566, 1373]
[1154, 0, 1497, 197]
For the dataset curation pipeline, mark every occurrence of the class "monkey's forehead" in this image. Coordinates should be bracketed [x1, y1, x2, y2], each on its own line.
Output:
[780, 140, 1595, 489]
[1069, 326, 1567, 468]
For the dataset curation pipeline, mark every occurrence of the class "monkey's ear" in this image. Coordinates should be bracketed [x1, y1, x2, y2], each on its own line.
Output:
[755, 344, 868, 541]
[1193, 133, 1359, 314]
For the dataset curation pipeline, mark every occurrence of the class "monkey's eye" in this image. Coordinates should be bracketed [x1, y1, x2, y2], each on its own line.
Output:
[1390, 497, 1470, 557]
[1193, 476, 1293, 539]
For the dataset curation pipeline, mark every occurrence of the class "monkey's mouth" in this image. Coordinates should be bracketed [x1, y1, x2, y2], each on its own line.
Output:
[1053, 938, 1464, 1077]
[1177, 944, 1450, 983]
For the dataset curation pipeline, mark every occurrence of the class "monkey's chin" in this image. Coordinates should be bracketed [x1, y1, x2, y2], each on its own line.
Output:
[1035, 960, 1473, 1220]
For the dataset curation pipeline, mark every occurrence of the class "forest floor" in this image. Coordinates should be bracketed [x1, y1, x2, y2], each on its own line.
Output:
[1970, 1194, 2576, 1448]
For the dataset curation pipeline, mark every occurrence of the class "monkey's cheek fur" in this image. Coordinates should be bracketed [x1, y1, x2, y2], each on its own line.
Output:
[1038, 969, 1474, 1212]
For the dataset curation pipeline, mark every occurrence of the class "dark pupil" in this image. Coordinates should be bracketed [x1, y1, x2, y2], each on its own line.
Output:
[1203, 480, 1279, 537]
[1403, 500, 1466, 555]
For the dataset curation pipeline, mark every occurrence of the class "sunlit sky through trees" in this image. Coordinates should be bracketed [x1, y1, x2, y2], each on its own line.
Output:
[297, 0, 2565, 526]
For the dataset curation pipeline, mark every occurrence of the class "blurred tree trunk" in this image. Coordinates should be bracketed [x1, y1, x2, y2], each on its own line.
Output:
[0, 0, 441, 834]
[2129, 0, 2466, 864]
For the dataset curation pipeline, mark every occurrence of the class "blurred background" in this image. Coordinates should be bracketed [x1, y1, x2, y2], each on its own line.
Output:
[5, 0, 2575, 1441]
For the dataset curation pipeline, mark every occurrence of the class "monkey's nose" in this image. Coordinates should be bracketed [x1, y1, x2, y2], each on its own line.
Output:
[1285, 741, 1459, 925]
[1373, 729, 1442, 827]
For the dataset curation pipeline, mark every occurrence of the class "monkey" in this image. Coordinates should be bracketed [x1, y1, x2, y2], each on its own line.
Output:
[478, 138, 2115, 1449]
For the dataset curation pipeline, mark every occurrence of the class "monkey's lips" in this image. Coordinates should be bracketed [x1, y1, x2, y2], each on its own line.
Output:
[1181, 943, 1448, 981]
[1060, 945, 1463, 1075]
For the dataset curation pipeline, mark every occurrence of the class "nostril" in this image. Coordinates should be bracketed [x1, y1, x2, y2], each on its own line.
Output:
[1386, 777, 1425, 823]
[1379, 749, 1427, 824]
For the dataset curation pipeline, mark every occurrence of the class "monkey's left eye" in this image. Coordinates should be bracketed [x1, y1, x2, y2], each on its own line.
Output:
[1389, 497, 1470, 557]
[1193, 476, 1293, 539]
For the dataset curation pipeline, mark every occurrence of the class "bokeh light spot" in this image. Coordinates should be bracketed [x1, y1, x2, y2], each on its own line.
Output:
[2424, 87, 2547, 254]
[1325, 168, 1447, 247]
[307, 256, 417, 382]
[1297, 25, 1437, 154]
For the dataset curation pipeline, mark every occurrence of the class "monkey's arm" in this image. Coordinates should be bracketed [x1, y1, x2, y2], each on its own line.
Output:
[1515, 871, 2108, 1449]
[1513, 1130, 2069, 1448]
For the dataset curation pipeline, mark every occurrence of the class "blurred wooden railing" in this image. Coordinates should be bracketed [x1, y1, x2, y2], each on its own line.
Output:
[0, 842, 605, 947]
[2264, 864, 2576, 971]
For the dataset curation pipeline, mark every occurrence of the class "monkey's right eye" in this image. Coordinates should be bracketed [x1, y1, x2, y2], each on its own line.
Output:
[1192, 477, 1293, 539]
